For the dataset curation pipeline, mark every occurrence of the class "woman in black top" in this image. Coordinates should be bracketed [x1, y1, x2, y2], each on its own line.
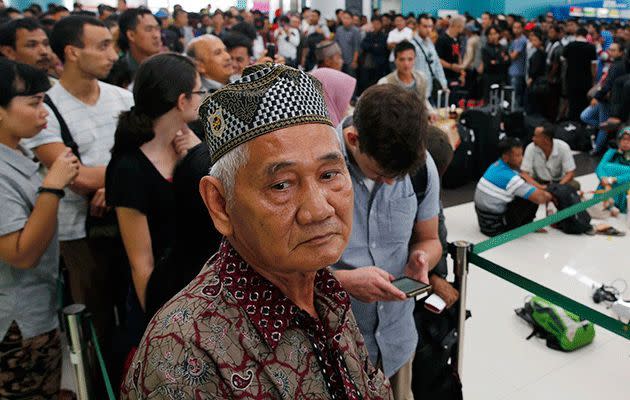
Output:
[526, 30, 547, 114]
[106, 53, 202, 321]
[481, 25, 510, 100]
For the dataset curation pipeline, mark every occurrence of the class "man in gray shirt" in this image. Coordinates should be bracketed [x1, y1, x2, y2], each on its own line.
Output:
[335, 9, 361, 77]
[332, 84, 442, 399]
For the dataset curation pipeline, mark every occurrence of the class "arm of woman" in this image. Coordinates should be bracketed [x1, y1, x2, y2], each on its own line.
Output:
[116, 207, 154, 311]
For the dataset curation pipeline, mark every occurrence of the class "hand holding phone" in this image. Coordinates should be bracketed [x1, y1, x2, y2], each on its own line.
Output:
[266, 43, 276, 59]
[391, 277, 432, 299]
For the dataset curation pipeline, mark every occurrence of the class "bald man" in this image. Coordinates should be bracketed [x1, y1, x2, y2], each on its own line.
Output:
[185, 34, 233, 93]
[435, 15, 465, 86]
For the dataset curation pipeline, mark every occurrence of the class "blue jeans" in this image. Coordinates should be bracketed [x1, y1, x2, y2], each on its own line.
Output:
[510, 75, 526, 109]
[580, 102, 609, 152]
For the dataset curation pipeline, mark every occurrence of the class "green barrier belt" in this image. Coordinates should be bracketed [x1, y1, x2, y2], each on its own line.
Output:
[470, 252, 630, 340]
[474, 182, 630, 254]
[89, 319, 116, 400]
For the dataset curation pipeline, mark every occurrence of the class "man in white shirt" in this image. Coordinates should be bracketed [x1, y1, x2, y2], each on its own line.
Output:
[386, 14, 413, 64]
[275, 15, 300, 66]
[21, 16, 134, 345]
[303, 9, 330, 39]
[520, 124, 579, 190]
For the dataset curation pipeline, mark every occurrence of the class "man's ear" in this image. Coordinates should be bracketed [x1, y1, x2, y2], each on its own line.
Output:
[199, 176, 233, 237]
[0, 46, 17, 60]
[343, 126, 359, 151]
[194, 58, 207, 75]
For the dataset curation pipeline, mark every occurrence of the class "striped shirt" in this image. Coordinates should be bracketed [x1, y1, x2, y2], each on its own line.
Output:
[474, 159, 535, 214]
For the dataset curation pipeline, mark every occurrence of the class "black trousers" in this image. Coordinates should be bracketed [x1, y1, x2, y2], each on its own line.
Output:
[476, 197, 538, 236]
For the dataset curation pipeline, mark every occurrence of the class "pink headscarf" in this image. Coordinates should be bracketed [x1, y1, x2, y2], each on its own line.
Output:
[310, 68, 357, 127]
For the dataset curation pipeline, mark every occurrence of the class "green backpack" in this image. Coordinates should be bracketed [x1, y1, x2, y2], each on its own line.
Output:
[515, 296, 596, 352]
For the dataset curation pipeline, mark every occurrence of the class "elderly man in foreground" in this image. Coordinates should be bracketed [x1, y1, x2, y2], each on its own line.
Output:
[120, 64, 393, 400]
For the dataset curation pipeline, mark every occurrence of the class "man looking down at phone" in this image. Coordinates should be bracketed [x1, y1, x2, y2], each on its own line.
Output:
[121, 64, 393, 400]
[332, 84, 442, 400]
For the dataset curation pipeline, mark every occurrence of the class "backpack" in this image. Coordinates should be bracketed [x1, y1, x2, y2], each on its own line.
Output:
[515, 296, 595, 352]
[546, 183, 592, 234]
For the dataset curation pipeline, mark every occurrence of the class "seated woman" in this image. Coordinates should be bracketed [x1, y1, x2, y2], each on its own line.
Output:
[105, 53, 201, 344]
[596, 126, 630, 213]
[0, 59, 79, 399]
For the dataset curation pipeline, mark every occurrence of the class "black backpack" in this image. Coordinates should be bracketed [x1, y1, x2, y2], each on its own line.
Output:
[547, 183, 592, 234]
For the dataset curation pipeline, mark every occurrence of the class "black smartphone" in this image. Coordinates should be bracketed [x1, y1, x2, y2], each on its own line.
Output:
[266, 43, 276, 59]
[391, 277, 432, 298]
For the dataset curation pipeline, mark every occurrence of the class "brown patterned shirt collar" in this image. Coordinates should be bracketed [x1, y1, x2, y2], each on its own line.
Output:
[216, 239, 351, 350]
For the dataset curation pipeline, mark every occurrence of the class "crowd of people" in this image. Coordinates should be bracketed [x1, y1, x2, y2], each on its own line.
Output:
[1, 1, 630, 399]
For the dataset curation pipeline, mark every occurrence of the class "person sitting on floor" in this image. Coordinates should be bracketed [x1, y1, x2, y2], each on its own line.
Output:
[475, 137, 553, 236]
[520, 123, 580, 191]
[596, 126, 630, 213]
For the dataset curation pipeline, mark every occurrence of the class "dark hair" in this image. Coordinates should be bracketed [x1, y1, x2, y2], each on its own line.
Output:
[371, 15, 381, 23]
[353, 84, 428, 177]
[0, 58, 51, 107]
[498, 137, 523, 156]
[173, 9, 187, 19]
[112, 53, 197, 155]
[118, 8, 157, 52]
[538, 123, 555, 140]
[50, 15, 106, 62]
[223, 32, 253, 56]
[231, 21, 257, 40]
[312, 9, 321, 17]
[486, 25, 501, 36]
[577, 27, 588, 37]
[529, 30, 543, 43]
[549, 23, 563, 34]
[394, 40, 415, 58]
[0, 18, 43, 49]
[342, 10, 354, 18]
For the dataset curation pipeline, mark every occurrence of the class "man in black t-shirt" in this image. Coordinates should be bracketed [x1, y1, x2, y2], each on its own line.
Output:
[435, 15, 465, 87]
[563, 27, 597, 121]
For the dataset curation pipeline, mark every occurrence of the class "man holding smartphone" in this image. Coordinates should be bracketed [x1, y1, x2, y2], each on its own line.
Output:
[332, 84, 442, 400]
[275, 15, 300, 67]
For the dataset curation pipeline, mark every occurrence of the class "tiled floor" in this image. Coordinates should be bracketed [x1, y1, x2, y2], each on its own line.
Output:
[444, 173, 630, 400]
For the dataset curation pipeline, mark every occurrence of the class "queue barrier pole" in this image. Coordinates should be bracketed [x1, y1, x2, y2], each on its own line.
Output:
[451, 241, 472, 379]
[63, 304, 93, 400]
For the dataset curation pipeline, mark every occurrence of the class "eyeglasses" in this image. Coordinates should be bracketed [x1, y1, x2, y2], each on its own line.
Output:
[190, 89, 208, 96]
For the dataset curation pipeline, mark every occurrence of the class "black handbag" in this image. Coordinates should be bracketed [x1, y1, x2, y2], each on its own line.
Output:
[43, 95, 119, 239]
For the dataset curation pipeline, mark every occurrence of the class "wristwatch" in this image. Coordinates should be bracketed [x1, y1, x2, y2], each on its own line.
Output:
[37, 187, 65, 199]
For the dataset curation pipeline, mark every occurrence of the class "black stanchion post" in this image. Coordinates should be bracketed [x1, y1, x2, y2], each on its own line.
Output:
[452, 240, 471, 379]
[63, 304, 93, 400]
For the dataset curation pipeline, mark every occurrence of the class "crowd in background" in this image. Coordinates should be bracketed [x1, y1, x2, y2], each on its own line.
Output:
[1, 1, 630, 398]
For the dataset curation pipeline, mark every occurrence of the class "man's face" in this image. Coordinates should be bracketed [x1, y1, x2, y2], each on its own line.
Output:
[290, 16, 300, 29]
[394, 16, 405, 30]
[372, 19, 382, 32]
[418, 17, 433, 38]
[353, 15, 360, 26]
[212, 13, 224, 26]
[309, 12, 319, 25]
[512, 22, 523, 36]
[341, 12, 352, 28]
[481, 13, 491, 29]
[395, 48, 415, 75]
[529, 33, 541, 48]
[619, 134, 630, 152]
[228, 46, 250, 76]
[220, 125, 353, 275]
[382, 16, 391, 28]
[1, 28, 52, 71]
[505, 147, 523, 169]
[72, 24, 118, 79]
[128, 14, 162, 57]
[547, 28, 557, 41]
[196, 38, 232, 84]
[532, 127, 548, 148]
[567, 21, 577, 34]
[488, 28, 499, 43]
[175, 11, 188, 26]
[546, 13, 554, 24]
[609, 43, 622, 60]
[322, 51, 343, 71]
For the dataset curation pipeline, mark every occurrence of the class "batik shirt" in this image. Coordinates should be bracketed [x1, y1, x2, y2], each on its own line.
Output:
[121, 240, 393, 400]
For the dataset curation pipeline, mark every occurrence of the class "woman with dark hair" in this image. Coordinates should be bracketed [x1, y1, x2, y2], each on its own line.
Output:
[0, 59, 79, 398]
[105, 53, 201, 341]
[526, 30, 547, 114]
[481, 25, 510, 100]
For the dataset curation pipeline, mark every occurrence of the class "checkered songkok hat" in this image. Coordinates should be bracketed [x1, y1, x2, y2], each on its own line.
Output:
[199, 63, 333, 164]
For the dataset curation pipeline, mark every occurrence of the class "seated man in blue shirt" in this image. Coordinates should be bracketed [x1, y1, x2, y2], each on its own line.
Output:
[333, 84, 442, 399]
[474, 137, 552, 236]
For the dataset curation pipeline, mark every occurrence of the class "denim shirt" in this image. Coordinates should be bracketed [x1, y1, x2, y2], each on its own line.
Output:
[412, 34, 448, 96]
[0, 144, 59, 339]
[332, 128, 440, 377]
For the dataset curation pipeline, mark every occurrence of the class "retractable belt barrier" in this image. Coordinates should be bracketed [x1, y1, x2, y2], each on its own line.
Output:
[455, 181, 630, 340]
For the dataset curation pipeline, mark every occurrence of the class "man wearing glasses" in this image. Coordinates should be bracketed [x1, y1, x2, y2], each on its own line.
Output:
[412, 14, 448, 105]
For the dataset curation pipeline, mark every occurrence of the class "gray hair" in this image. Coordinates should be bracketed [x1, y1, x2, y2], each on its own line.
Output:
[450, 15, 466, 28]
[208, 143, 250, 203]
